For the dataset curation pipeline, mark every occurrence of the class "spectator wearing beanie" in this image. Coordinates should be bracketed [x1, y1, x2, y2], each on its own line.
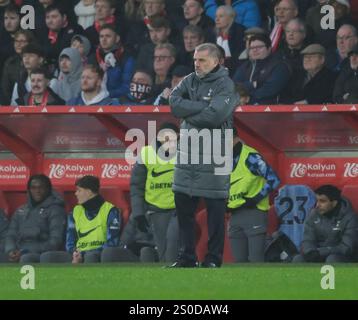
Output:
[71, 34, 92, 67]
[238, 26, 268, 62]
[11, 44, 58, 106]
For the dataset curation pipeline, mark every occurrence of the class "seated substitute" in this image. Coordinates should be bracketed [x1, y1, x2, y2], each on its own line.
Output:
[293, 185, 358, 263]
[66, 175, 122, 263]
[4, 175, 67, 263]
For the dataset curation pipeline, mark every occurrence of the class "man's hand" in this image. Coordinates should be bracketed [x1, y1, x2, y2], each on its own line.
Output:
[240, 197, 257, 209]
[135, 215, 150, 233]
[162, 88, 172, 100]
[8, 250, 21, 262]
[72, 250, 83, 264]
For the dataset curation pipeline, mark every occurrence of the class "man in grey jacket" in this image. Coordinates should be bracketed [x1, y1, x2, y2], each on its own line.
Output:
[293, 184, 358, 263]
[169, 43, 237, 268]
[4, 174, 67, 263]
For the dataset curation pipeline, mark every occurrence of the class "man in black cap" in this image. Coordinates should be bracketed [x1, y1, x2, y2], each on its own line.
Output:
[154, 65, 192, 105]
[281, 43, 337, 104]
[10, 44, 58, 106]
[66, 175, 122, 263]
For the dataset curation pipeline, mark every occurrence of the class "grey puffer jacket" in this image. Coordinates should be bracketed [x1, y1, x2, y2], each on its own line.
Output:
[302, 197, 358, 258]
[5, 192, 67, 254]
[169, 66, 238, 198]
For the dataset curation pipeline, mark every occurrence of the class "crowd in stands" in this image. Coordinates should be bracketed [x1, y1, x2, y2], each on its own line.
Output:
[0, 0, 356, 106]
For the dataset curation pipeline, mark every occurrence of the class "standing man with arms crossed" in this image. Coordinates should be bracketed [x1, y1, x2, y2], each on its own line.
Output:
[169, 43, 237, 268]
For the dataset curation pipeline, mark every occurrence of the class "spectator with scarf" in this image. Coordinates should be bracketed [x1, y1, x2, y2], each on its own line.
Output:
[43, 4, 84, 72]
[23, 67, 64, 106]
[85, 0, 124, 50]
[214, 4, 245, 75]
[269, 0, 298, 53]
[10, 44, 58, 106]
[89, 24, 135, 99]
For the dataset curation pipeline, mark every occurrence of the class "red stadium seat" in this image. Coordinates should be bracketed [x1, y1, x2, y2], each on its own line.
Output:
[3, 191, 27, 217]
[342, 185, 358, 214]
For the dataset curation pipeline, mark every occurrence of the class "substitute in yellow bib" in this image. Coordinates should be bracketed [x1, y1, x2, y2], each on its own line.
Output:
[130, 122, 179, 262]
[66, 175, 122, 263]
[228, 128, 280, 262]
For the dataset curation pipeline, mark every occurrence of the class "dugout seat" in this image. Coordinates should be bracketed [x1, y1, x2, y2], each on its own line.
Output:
[342, 185, 358, 214]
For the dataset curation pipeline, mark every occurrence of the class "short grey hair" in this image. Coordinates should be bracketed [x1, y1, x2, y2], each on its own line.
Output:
[338, 24, 358, 37]
[217, 5, 236, 20]
[155, 43, 177, 59]
[195, 43, 222, 60]
[285, 18, 307, 34]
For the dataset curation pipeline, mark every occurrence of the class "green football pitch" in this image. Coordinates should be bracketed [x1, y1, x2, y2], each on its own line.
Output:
[0, 264, 357, 300]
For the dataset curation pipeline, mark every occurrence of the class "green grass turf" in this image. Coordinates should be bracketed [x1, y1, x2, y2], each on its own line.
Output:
[0, 263, 357, 300]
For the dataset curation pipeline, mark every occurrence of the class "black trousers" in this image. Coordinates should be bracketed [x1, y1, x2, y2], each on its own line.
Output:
[174, 192, 226, 266]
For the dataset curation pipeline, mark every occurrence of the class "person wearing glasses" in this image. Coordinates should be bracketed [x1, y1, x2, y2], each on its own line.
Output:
[233, 33, 291, 105]
[326, 24, 358, 72]
[276, 18, 311, 75]
[1, 30, 35, 105]
[269, 0, 299, 52]
[152, 43, 177, 97]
